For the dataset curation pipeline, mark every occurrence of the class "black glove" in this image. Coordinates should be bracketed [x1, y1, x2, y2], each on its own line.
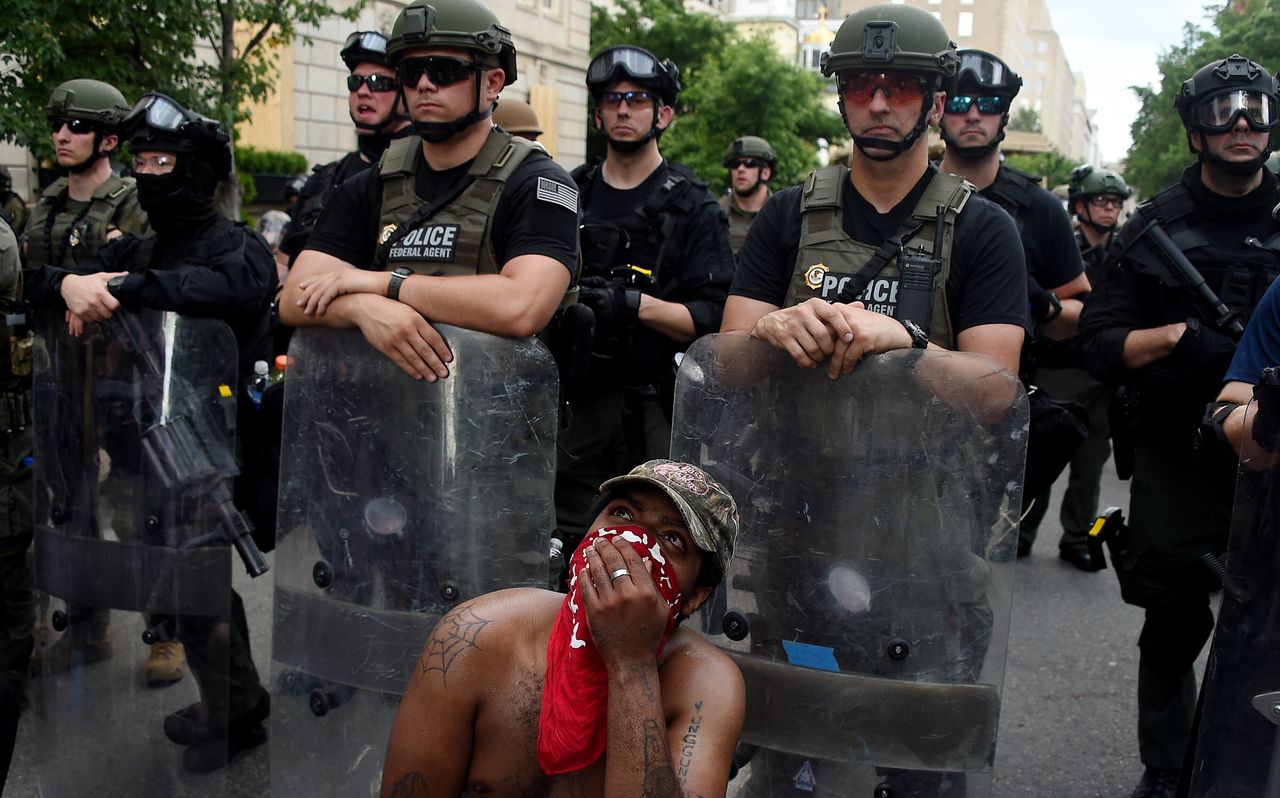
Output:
[1027, 277, 1062, 323]
[578, 277, 641, 349]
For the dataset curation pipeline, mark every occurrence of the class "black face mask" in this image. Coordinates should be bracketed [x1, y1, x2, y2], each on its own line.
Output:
[134, 171, 219, 233]
[358, 123, 414, 162]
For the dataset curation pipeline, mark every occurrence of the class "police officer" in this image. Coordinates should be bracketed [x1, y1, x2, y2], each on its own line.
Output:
[277, 31, 413, 267]
[26, 92, 276, 774]
[723, 5, 1028, 377]
[492, 97, 543, 142]
[0, 168, 26, 234]
[1019, 165, 1135, 570]
[1077, 53, 1280, 798]
[720, 135, 776, 257]
[25, 79, 149, 270]
[555, 45, 734, 544]
[279, 0, 578, 381]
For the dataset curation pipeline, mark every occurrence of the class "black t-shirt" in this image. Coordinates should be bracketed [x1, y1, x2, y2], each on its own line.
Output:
[982, 166, 1084, 292]
[305, 146, 578, 274]
[730, 164, 1031, 335]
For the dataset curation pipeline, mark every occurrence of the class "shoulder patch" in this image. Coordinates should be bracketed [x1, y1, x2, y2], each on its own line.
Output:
[536, 177, 579, 213]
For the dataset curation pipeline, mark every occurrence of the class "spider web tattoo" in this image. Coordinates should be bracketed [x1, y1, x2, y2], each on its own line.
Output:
[419, 602, 491, 681]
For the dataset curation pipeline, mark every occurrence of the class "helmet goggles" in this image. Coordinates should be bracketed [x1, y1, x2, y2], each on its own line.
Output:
[345, 31, 389, 56]
[126, 94, 194, 134]
[1194, 89, 1279, 133]
[957, 50, 1011, 88]
[587, 46, 679, 100]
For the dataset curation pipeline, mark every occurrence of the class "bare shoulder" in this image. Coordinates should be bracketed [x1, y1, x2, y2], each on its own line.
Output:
[416, 588, 560, 684]
[659, 626, 745, 704]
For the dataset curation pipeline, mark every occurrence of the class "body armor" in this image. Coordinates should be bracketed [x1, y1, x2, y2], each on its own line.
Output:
[786, 166, 971, 349]
[24, 176, 143, 269]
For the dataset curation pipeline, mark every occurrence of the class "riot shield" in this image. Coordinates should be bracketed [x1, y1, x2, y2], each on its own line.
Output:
[671, 335, 1027, 798]
[31, 310, 247, 796]
[270, 325, 558, 796]
[1187, 393, 1280, 798]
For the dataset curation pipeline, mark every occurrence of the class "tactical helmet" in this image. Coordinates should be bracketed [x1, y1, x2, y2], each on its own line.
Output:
[492, 98, 542, 137]
[341, 30, 392, 71]
[387, 0, 517, 87]
[723, 136, 777, 170]
[122, 94, 233, 181]
[821, 4, 959, 81]
[586, 46, 681, 105]
[1268, 151, 1280, 175]
[1067, 164, 1133, 205]
[1175, 54, 1279, 131]
[948, 49, 1021, 99]
[45, 79, 131, 128]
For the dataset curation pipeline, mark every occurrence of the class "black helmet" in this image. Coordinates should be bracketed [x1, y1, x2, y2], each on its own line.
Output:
[586, 46, 681, 105]
[387, 0, 517, 86]
[1173, 54, 1279, 173]
[122, 94, 232, 182]
[341, 30, 392, 71]
[723, 136, 777, 171]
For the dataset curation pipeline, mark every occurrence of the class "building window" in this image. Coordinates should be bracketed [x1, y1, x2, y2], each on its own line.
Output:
[957, 11, 972, 36]
[928, 0, 941, 4]
[1037, 40, 1048, 54]
[960, 0, 973, 5]
[796, 0, 819, 17]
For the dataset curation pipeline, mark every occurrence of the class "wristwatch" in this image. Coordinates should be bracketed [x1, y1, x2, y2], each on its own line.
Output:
[900, 318, 929, 350]
[386, 267, 412, 301]
[1043, 291, 1064, 322]
[106, 275, 127, 297]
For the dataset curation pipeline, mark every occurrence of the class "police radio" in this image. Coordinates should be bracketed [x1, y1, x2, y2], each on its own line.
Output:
[893, 205, 946, 331]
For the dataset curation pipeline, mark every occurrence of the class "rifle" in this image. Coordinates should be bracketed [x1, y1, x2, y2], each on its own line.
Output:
[1141, 222, 1245, 339]
[109, 311, 269, 578]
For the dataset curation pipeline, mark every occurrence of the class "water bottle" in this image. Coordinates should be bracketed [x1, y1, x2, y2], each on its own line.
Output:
[270, 354, 288, 385]
[248, 360, 270, 409]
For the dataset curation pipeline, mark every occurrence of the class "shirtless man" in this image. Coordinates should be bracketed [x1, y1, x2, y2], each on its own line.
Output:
[382, 460, 744, 797]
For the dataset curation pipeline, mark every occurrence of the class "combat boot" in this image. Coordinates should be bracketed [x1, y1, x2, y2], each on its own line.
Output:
[1130, 767, 1178, 798]
[144, 640, 185, 686]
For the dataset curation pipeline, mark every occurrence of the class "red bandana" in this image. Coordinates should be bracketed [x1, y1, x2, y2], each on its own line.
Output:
[536, 526, 683, 776]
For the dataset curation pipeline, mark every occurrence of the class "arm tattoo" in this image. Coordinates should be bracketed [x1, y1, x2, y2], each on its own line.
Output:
[641, 718, 680, 797]
[419, 601, 490, 682]
[387, 771, 428, 798]
[676, 700, 704, 786]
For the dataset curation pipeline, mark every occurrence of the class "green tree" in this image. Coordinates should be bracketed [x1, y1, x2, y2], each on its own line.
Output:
[664, 34, 845, 190]
[0, 0, 357, 213]
[1004, 149, 1077, 188]
[1008, 106, 1043, 133]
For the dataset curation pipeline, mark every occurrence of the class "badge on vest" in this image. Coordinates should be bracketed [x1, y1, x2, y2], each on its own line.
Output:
[68, 225, 82, 248]
[388, 223, 460, 263]
[804, 264, 900, 313]
[378, 223, 398, 245]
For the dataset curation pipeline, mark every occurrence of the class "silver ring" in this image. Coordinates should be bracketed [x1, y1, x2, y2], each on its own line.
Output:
[609, 568, 631, 582]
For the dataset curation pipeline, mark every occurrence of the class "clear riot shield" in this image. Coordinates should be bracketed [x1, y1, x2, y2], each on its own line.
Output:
[31, 310, 249, 797]
[1188, 391, 1280, 797]
[270, 325, 558, 797]
[671, 335, 1027, 798]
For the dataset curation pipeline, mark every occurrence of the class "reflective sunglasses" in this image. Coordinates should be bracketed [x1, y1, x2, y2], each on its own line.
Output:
[1195, 89, 1279, 132]
[49, 117, 97, 135]
[945, 94, 1006, 115]
[599, 90, 657, 109]
[728, 158, 764, 170]
[347, 73, 398, 93]
[397, 56, 484, 89]
[840, 72, 930, 106]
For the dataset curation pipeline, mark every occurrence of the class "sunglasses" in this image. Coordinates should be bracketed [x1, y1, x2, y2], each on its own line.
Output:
[397, 56, 484, 89]
[347, 73, 398, 93]
[599, 90, 657, 109]
[945, 95, 1006, 115]
[728, 158, 763, 170]
[840, 72, 930, 107]
[49, 117, 97, 135]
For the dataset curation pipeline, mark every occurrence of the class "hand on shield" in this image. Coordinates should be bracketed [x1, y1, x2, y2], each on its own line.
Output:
[750, 298, 913, 378]
[579, 537, 669, 668]
[354, 299, 453, 382]
[826, 301, 914, 377]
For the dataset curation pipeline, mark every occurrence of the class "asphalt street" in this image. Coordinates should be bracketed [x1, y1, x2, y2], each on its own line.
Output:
[3, 464, 1196, 797]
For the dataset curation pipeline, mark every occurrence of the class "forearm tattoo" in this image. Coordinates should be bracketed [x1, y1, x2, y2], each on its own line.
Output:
[641, 718, 680, 797]
[387, 771, 428, 798]
[419, 601, 491, 681]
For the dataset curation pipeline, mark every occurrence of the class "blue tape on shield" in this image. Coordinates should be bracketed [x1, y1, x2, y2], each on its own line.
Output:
[781, 640, 839, 672]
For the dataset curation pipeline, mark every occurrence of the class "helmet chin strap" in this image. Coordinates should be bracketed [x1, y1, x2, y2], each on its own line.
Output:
[732, 176, 764, 198]
[939, 122, 1006, 161]
[66, 132, 109, 175]
[402, 75, 494, 145]
[1202, 146, 1269, 177]
[605, 112, 660, 155]
[1078, 205, 1116, 235]
[843, 93, 932, 162]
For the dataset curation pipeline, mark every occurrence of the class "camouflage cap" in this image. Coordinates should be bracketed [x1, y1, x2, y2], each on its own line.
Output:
[599, 460, 739, 577]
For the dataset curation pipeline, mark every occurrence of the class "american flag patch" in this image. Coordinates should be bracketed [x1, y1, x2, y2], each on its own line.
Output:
[536, 177, 579, 213]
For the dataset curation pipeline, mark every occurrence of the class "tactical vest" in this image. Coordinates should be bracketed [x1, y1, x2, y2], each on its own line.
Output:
[1075, 227, 1108, 286]
[786, 167, 972, 349]
[375, 128, 541, 277]
[982, 166, 1038, 236]
[574, 161, 702, 285]
[1136, 182, 1280, 326]
[720, 192, 763, 257]
[25, 175, 138, 269]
